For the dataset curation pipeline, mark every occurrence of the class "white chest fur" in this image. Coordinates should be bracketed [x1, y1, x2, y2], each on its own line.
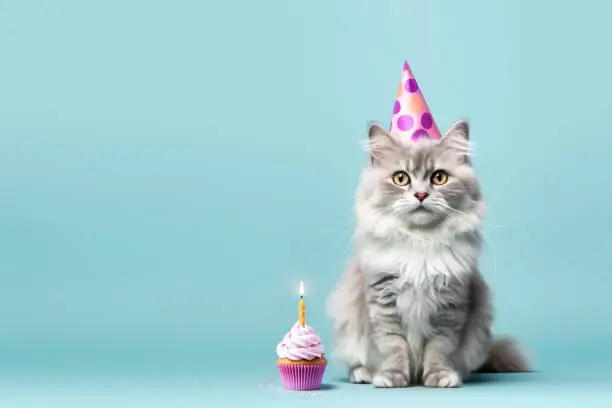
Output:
[360, 235, 473, 288]
[359, 234, 475, 363]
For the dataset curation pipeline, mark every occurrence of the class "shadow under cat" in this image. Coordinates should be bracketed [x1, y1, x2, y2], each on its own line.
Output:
[331, 372, 536, 387]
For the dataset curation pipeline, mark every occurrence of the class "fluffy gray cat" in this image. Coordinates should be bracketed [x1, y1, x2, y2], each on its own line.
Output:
[328, 120, 529, 388]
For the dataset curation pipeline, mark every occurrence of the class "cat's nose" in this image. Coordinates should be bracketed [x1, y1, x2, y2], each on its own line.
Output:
[415, 192, 429, 202]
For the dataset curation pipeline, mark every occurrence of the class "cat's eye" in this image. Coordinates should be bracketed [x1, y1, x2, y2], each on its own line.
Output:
[392, 171, 410, 186]
[431, 170, 448, 185]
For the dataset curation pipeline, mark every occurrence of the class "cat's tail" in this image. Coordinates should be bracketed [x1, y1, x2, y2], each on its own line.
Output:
[476, 338, 531, 373]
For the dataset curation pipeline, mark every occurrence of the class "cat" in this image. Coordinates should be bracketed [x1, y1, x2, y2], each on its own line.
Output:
[327, 119, 529, 388]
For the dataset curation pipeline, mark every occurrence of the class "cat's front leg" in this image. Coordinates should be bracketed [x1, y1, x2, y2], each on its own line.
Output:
[367, 278, 410, 388]
[422, 330, 462, 388]
[422, 317, 465, 388]
[370, 314, 410, 388]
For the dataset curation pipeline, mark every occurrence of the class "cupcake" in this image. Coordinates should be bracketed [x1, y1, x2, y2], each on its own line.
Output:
[276, 320, 327, 390]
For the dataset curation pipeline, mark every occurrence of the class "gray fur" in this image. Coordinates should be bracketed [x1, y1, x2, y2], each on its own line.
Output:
[328, 120, 529, 388]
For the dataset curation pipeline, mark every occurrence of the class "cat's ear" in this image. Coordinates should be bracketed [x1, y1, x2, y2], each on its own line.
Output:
[441, 119, 471, 164]
[367, 121, 398, 165]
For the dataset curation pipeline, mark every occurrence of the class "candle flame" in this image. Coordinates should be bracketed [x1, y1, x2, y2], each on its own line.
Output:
[299, 281, 304, 297]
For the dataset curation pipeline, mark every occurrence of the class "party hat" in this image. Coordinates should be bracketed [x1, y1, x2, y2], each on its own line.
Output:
[389, 61, 441, 144]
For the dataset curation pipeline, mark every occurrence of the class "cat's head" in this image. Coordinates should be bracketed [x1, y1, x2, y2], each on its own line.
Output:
[357, 119, 485, 235]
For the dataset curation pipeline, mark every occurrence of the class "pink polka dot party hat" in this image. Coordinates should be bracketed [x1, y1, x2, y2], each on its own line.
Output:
[390, 60, 441, 144]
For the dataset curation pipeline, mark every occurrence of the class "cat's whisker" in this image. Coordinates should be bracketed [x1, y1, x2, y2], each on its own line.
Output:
[439, 205, 506, 230]
[483, 223, 509, 229]
[434, 203, 499, 277]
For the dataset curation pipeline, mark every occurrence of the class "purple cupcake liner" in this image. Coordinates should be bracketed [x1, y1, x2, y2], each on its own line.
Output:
[277, 363, 327, 391]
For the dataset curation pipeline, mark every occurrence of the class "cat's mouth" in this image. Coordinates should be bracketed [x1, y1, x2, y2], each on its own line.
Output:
[411, 205, 431, 213]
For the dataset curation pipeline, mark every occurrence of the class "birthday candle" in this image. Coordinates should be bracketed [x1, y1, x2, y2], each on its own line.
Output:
[299, 281, 305, 327]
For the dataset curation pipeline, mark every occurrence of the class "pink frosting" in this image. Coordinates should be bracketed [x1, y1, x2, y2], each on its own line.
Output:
[276, 321, 325, 360]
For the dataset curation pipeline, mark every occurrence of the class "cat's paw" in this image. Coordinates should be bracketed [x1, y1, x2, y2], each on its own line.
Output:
[372, 370, 410, 388]
[423, 369, 462, 388]
[349, 366, 372, 384]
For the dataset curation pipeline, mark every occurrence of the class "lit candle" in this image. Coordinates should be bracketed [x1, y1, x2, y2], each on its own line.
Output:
[299, 281, 305, 327]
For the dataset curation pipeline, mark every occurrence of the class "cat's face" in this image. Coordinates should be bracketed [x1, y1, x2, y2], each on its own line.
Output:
[360, 120, 482, 231]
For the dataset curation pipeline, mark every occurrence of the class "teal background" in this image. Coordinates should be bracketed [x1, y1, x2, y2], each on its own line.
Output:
[2, 0, 612, 406]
